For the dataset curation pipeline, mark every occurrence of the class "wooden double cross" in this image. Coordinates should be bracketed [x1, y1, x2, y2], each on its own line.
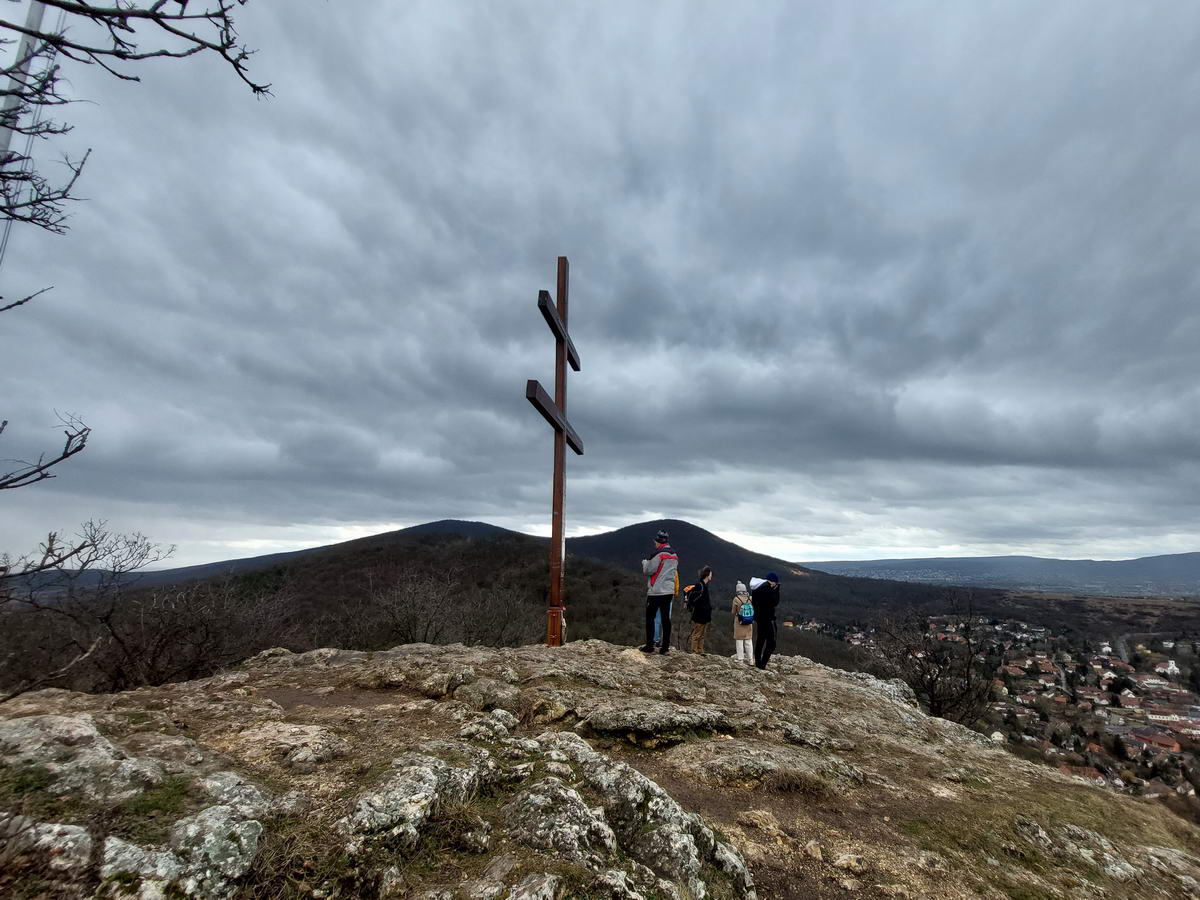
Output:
[525, 257, 583, 646]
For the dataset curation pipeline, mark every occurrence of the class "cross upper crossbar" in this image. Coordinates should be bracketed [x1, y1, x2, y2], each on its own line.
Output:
[538, 290, 581, 372]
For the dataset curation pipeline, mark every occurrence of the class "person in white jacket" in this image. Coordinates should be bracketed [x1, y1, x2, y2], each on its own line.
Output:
[640, 529, 679, 655]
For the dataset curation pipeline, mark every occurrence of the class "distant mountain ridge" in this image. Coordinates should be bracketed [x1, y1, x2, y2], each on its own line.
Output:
[52, 519, 1200, 599]
[127, 517, 998, 625]
[806, 551, 1200, 595]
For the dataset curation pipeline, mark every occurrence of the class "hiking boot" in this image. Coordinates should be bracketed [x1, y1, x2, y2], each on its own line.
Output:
[639, 645, 655, 654]
[659, 647, 670, 655]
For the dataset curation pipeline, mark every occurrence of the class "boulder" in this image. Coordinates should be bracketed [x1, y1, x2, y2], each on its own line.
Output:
[539, 731, 756, 899]
[502, 777, 617, 862]
[507, 873, 564, 900]
[337, 743, 493, 853]
[578, 697, 730, 746]
[170, 805, 263, 893]
[102, 835, 187, 889]
[1, 814, 92, 873]
[0, 714, 164, 801]
[454, 677, 520, 712]
[233, 722, 346, 770]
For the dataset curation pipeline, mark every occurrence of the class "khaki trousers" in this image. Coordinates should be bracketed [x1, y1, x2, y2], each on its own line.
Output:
[689, 623, 709, 653]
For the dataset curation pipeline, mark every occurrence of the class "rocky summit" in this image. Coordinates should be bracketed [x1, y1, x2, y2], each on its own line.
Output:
[1, 641, 1199, 899]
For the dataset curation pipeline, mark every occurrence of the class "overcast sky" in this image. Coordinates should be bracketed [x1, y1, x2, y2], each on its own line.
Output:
[3, 1, 1199, 568]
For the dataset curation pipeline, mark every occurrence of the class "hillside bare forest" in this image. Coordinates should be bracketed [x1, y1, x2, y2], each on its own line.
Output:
[3, 521, 1197, 704]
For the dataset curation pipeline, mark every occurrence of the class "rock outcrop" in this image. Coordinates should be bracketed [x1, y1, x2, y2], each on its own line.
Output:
[1, 640, 1197, 898]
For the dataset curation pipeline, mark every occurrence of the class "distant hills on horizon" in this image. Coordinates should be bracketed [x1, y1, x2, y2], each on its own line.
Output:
[806, 551, 1200, 596]
[130, 518, 1200, 599]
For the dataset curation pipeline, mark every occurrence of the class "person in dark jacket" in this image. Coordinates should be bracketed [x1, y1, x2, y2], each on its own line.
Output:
[687, 566, 714, 653]
[752, 572, 781, 669]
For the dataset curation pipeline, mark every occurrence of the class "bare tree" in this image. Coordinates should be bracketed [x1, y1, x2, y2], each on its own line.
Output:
[0, 520, 172, 699]
[461, 585, 541, 648]
[357, 564, 542, 649]
[1, 0, 268, 237]
[874, 592, 1001, 727]
[364, 565, 453, 647]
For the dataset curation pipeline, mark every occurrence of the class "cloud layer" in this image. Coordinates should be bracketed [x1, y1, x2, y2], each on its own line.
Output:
[3, 1, 1199, 566]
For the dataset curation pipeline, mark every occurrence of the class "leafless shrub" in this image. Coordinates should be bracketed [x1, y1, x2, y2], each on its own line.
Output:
[364, 565, 453, 646]
[873, 592, 1000, 727]
[461, 585, 542, 648]
[0, 522, 297, 698]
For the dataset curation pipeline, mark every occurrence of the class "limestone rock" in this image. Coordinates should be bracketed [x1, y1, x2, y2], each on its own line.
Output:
[508, 872, 564, 899]
[197, 771, 272, 818]
[102, 835, 188, 896]
[454, 676, 520, 712]
[234, 722, 346, 770]
[416, 665, 476, 698]
[736, 809, 785, 843]
[170, 805, 262, 892]
[503, 776, 617, 861]
[337, 743, 492, 852]
[660, 735, 863, 793]
[520, 692, 573, 724]
[833, 852, 867, 875]
[0, 714, 164, 801]
[579, 697, 730, 745]
[1, 813, 92, 873]
[782, 723, 856, 752]
[460, 852, 518, 900]
[540, 730, 756, 898]
[241, 647, 293, 667]
[4, 638, 1198, 900]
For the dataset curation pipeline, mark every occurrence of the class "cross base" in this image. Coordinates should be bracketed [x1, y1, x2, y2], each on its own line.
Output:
[546, 606, 565, 646]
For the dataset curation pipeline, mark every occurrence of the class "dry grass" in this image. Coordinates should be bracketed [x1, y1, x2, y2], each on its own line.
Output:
[760, 767, 831, 799]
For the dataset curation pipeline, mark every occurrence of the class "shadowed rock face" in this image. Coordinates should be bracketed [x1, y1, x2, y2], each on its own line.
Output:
[1, 640, 1198, 899]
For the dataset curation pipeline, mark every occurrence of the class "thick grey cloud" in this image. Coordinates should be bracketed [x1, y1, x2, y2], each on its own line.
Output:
[3, 1, 1200, 567]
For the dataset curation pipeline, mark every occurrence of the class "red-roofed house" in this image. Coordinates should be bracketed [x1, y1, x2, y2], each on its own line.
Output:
[1138, 732, 1182, 753]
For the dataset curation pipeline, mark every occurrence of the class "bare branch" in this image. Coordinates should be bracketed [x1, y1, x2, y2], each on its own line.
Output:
[0, 635, 102, 703]
[0, 285, 52, 313]
[0, 413, 90, 490]
[2, 3, 266, 232]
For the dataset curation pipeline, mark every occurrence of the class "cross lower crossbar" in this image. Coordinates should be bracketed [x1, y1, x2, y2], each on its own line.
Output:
[538, 291, 581, 372]
[525, 379, 584, 455]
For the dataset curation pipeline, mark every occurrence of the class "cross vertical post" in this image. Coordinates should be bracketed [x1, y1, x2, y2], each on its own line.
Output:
[525, 256, 583, 646]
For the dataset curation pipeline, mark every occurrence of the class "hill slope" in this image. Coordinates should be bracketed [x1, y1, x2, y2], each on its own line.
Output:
[131, 518, 988, 628]
[568, 518, 1001, 623]
[3, 640, 1198, 899]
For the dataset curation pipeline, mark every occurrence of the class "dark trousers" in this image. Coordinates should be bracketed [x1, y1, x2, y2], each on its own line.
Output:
[755, 618, 777, 669]
[645, 595, 672, 650]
